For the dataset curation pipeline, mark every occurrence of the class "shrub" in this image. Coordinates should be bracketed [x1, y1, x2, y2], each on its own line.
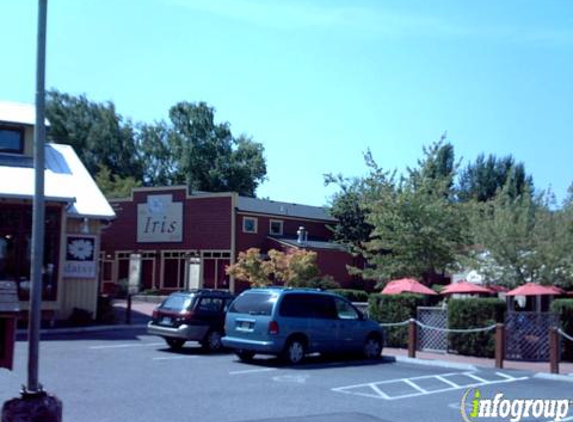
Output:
[330, 289, 369, 302]
[448, 298, 505, 358]
[305, 276, 341, 290]
[550, 299, 573, 361]
[96, 295, 117, 325]
[68, 307, 93, 326]
[369, 293, 426, 347]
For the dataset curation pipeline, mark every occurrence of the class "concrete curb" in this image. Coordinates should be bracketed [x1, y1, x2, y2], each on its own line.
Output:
[17, 324, 147, 335]
[387, 355, 478, 371]
[533, 372, 573, 383]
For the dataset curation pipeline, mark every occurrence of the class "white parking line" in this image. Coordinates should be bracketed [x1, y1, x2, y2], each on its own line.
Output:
[152, 356, 199, 361]
[332, 371, 529, 401]
[229, 368, 277, 375]
[89, 342, 163, 350]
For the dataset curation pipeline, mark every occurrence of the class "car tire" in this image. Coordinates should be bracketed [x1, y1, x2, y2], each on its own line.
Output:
[202, 330, 223, 353]
[363, 335, 382, 359]
[281, 337, 306, 365]
[235, 349, 255, 362]
[165, 338, 186, 350]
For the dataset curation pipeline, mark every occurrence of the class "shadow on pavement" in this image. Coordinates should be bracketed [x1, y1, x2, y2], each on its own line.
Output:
[230, 353, 395, 371]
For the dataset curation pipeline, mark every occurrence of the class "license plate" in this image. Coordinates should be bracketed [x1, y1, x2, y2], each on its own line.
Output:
[161, 317, 172, 325]
[238, 321, 253, 330]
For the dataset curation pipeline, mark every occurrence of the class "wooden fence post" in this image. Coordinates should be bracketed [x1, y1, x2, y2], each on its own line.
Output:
[408, 318, 417, 358]
[549, 327, 560, 374]
[495, 323, 505, 369]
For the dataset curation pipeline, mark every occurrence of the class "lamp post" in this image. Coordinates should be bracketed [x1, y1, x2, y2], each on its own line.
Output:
[2, 1, 62, 420]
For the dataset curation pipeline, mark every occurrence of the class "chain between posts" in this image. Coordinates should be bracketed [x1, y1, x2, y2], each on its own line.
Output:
[379, 319, 497, 333]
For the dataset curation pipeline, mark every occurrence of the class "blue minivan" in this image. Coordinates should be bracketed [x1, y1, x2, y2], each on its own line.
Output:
[222, 288, 384, 364]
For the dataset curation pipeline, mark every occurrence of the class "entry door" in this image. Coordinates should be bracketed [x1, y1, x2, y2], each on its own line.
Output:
[333, 297, 363, 352]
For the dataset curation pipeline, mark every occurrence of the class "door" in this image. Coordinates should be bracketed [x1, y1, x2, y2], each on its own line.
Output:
[333, 297, 364, 352]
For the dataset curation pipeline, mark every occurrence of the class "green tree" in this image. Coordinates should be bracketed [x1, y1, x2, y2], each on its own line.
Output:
[468, 186, 573, 289]
[95, 165, 142, 199]
[46, 89, 143, 180]
[167, 102, 267, 196]
[457, 154, 533, 202]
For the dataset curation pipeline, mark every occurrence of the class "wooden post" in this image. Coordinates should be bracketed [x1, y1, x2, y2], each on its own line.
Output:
[408, 319, 417, 358]
[126, 294, 132, 325]
[549, 327, 560, 374]
[495, 323, 505, 369]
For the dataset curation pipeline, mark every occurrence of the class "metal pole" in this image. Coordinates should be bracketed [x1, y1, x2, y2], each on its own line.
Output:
[408, 318, 417, 358]
[27, 0, 48, 395]
[495, 323, 505, 369]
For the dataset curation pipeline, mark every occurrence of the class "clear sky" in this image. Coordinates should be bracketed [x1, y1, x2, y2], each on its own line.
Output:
[3, 0, 572, 207]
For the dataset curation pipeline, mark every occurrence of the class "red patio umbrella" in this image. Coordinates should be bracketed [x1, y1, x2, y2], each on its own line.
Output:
[381, 278, 437, 296]
[441, 280, 493, 295]
[505, 283, 560, 296]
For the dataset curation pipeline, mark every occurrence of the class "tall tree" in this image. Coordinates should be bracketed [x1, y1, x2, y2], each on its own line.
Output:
[167, 102, 267, 196]
[457, 154, 533, 202]
[46, 89, 143, 181]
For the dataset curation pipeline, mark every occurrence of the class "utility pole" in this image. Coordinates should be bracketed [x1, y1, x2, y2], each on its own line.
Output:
[2, 1, 62, 419]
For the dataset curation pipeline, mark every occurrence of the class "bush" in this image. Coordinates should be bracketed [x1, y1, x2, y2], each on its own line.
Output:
[369, 293, 426, 347]
[68, 307, 93, 326]
[448, 298, 505, 358]
[550, 299, 573, 361]
[96, 295, 117, 325]
[330, 289, 369, 302]
[305, 276, 341, 290]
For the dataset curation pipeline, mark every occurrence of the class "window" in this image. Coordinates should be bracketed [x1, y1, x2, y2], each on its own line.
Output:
[279, 294, 336, 319]
[269, 220, 283, 236]
[196, 297, 223, 313]
[0, 126, 24, 154]
[242, 217, 258, 233]
[335, 298, 360, 320]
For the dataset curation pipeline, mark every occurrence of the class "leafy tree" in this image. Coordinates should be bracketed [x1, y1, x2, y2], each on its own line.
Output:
[457, 154, 533, 202]
[95, 165, 142, 199]
[137, 122, 182, 186]
[468, 186, 573, 289]
[167, 102, 267, 196]
[226, 248, 321, 287]
[348, 141, 469, 285]
[46, 89, 143, 180]
[225, 248, 271, 287]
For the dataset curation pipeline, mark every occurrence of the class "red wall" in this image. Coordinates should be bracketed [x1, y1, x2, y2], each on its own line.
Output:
[101, 189, 233, 252]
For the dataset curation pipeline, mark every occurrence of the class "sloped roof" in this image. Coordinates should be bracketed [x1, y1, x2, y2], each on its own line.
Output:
[0, 101, 49, 126]
[0, 143, 115, 219]
[237, 196, 335, 222]
[268, 236, 347, 252]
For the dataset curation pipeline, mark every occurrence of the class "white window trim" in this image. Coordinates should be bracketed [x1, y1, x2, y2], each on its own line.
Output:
[242, 216, 258, 234]
[269, 219, 284, 236]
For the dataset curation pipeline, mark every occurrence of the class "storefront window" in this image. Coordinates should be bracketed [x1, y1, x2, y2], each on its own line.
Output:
[0, 205, 60, 301]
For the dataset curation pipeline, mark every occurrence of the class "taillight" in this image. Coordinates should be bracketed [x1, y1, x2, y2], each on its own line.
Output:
[152, 310, 159, 319]
[268, 321, 279, 335]
[177, 311, 193, 321]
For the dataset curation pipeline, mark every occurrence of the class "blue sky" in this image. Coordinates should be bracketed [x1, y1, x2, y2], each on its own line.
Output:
[3, 0, 572, 206]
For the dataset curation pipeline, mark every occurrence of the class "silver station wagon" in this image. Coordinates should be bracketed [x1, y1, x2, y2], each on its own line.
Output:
[222, 288, 384, 364]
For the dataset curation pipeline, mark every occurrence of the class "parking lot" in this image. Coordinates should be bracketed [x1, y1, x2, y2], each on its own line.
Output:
[1, 328, 573, 422]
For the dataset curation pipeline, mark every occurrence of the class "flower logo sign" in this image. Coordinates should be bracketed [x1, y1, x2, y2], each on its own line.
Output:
[67, 238, 94, 261]
[64, 235, 96, 279]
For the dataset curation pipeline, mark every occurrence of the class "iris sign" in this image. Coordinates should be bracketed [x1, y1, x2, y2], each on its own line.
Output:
[137, 194, 183, 243]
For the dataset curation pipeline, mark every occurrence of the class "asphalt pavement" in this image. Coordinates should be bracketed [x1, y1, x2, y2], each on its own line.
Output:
[2, 327, 573, 422]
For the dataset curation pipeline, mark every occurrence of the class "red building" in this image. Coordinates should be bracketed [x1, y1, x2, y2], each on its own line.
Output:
[100, 186, 363, 293]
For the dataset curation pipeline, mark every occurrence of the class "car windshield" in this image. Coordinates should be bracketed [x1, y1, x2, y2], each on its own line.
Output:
[229, 292, 277, 316]
[160, 294, 194, 312]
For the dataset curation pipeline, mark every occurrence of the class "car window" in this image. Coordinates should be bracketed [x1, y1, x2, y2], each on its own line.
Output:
[197, 297, 223, 313]
[229, 292, 277, 316]
[279, 294, 336, 319]
[335, 298, 360, 320]
[160, 294, 195, 311]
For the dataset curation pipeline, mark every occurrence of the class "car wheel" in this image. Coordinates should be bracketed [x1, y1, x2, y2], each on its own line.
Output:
[363, 335, 382, 359]
[165, 338, 186, 350]
[235, 349, 255, 362]
[202, 330, 223, 353]
[281, 338, 306, 365]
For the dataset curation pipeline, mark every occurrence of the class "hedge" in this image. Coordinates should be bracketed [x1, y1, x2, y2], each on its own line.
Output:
[330, 289, 369, 303]
[368, 293, 426, 347]
[448, 298, 506, 358]
[550, 299, 573, 362]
